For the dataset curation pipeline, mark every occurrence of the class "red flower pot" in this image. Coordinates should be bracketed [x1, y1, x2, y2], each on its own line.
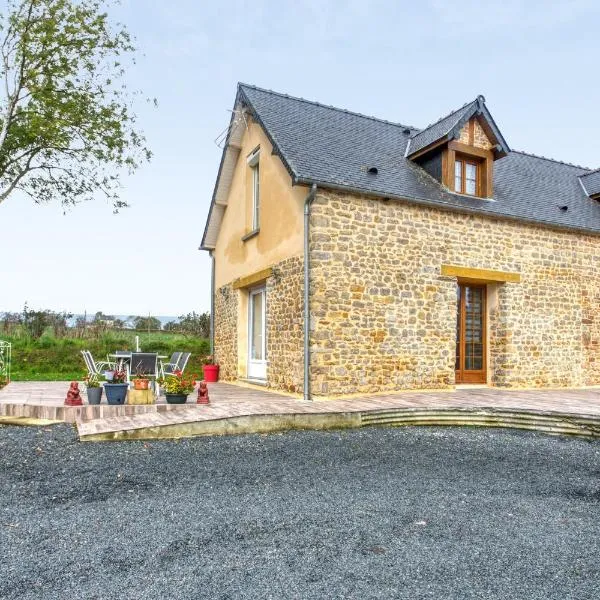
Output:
[203, 364, 220, 383]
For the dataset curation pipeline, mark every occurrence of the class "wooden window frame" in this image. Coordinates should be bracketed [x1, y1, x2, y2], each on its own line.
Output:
[454, 155, 481, 196]
[442, 141, 494, 198]
[455, 282, 487, 384]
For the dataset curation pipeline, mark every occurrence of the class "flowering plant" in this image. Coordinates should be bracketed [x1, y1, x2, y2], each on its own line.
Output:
[106, 368, 127, 384]
[202, 355, 216, 365]
[160, 370, 196, 395]
[83, 373, 100, 388]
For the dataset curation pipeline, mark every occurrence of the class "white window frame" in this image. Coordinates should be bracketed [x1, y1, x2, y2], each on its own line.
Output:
[247, 286, 267, 380]
[247, 148, 260, 231]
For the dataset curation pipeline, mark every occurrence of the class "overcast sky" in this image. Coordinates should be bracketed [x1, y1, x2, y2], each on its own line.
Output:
[1, 0, 599, 317]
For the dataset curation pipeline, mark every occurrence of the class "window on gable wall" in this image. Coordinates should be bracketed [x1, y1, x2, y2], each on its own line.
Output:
[247, 148, 260, 230]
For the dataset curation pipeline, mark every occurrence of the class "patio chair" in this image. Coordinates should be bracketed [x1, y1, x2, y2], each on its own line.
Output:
[128, 352, 159, 393]
[177, 352, 191, 373]
[81, 350, 114, 378]
[159, 352, 181, 377]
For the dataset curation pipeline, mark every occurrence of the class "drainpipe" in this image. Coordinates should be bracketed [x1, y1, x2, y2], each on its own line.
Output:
[303, 183, 317, 402]
[209, 251, 215, 357]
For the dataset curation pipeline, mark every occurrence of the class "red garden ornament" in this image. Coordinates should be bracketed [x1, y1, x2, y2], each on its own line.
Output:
[197, 380, 210, 404]
[64, 381, 83, 406]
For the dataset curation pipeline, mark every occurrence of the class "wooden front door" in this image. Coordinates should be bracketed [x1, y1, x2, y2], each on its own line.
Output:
[455, 283, 487, 384]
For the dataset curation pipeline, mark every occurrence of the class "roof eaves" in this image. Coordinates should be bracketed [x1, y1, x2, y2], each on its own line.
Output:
[293, 176, 600, 237]
[200, 93, 243, 251]
[238, 84, 302, 185]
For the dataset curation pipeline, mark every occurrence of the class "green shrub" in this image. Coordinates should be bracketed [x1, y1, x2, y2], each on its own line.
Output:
[4, 331, 210, 381]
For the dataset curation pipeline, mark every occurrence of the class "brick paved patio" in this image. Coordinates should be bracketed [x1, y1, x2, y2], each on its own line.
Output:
[2, 380, 600, 440]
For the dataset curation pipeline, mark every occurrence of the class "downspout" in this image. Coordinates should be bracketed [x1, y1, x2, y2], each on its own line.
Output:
[303, 183, 317, 402]
[209, 251, 215, 357]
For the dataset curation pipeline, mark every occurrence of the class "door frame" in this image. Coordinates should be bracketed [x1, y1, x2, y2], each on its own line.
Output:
[455, 282, 487, 384]
[247, 285, 267, 380]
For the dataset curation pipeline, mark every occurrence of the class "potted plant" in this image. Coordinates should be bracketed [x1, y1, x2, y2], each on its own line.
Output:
[132, 367, 150, 391]
[202, 355, 220, 383]
[161, 370, 197, 404]
[103, 368, 128, 405]
[84, 373, 103, 405]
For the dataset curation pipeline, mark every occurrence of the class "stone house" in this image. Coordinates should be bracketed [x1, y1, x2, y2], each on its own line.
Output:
[201, 83, 600, 399]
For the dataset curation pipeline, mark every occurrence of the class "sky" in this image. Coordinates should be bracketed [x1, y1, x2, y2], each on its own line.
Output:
[1, 0, 599, 317]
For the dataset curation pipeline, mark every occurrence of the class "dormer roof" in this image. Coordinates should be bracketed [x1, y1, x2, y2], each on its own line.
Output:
[406, 95, 510, 160]
[580, 169, 600, 199]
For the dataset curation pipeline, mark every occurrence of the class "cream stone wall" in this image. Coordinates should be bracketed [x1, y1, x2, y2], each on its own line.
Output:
[213, 283, 237, 382]
[309, 190, 600, 396]
[214, 255, 304, 390]
[213, 117, 308, 290]
[458, 118, 494, 150]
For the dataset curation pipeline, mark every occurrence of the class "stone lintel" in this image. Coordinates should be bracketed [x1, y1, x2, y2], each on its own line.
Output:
[441, 264, 521, 283]
[232, 267, 273, 289]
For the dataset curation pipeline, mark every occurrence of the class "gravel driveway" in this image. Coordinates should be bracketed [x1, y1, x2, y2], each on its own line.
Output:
[1, 424, 600, 599]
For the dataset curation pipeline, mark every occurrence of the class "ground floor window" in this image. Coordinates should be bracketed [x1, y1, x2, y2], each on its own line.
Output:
[247, 286, 266, 380]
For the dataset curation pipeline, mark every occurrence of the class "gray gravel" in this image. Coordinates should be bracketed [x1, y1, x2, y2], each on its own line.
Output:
[1, 424, 600, 599]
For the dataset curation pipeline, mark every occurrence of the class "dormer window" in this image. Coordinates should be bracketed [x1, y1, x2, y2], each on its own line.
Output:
[455, 158, 479, 196]
[406, 95, 510, 202]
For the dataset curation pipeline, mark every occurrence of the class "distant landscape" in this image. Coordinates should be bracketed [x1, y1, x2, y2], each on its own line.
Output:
[0, 307, 210, 381]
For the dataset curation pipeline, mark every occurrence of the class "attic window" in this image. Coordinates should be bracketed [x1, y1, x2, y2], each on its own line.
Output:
[367, 166, 378, 175]
[454, 157, 479, 196]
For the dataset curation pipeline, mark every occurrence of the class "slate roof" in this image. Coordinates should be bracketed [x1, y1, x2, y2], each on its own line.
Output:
[201, 84, 600, 249]
[580, 169, 600, 198]
[407, 99, 478, 156]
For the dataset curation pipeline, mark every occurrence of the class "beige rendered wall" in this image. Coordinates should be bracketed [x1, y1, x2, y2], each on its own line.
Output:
[212, 118, 307, 386]
[213, 117, 308, 289]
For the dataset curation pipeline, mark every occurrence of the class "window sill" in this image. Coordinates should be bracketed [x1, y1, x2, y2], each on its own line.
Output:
[241, 228, 260, 242]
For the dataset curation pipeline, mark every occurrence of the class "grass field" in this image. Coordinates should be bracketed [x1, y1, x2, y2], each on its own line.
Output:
[2, 330, 210, 381]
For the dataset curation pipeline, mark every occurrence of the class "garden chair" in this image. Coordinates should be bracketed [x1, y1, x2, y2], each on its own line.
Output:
[177, 352, 191, 373]
[128, 352, 159, 393]
[81, 350, 114, 378]
[159, 352, 181, 378]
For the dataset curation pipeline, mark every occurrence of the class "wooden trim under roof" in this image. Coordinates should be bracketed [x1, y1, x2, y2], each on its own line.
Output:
[441, 265, 521, 283]
[232, 267, 273, 289]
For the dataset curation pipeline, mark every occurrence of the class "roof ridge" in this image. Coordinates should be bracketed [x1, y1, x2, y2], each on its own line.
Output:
[579, 166, 600, 177]
[410, 98, 478, 139]
[238, 82, 419, 133]
[510, 149, 592, 171]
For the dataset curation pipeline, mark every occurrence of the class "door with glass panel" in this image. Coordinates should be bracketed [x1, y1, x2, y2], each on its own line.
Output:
[248, 287, 266, 380]
[455, 283, 486, 384]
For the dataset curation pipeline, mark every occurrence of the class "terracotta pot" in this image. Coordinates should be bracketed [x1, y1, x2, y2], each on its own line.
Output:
[133, 378, 149, 390]
[203, 364, 220, 383]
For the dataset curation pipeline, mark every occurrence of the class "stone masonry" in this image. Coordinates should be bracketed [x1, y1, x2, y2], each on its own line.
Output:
[213, 283, 237, 382]
[308, 190, 600, 396]
[458, 119, 493, 150]
[214, 256, 304, 391]
[266, 255, 304, 393]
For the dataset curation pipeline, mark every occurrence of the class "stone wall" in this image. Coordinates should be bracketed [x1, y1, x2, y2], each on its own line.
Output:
[266, 255, 304, 393]
[458, 118, 493, 150]
[309, 190, 600, 396]
[213, 283, 238, 382]
[213, 256, 305, 391]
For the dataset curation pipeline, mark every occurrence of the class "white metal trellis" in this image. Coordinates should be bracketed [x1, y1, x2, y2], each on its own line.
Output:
[0, 340, 11, 385]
